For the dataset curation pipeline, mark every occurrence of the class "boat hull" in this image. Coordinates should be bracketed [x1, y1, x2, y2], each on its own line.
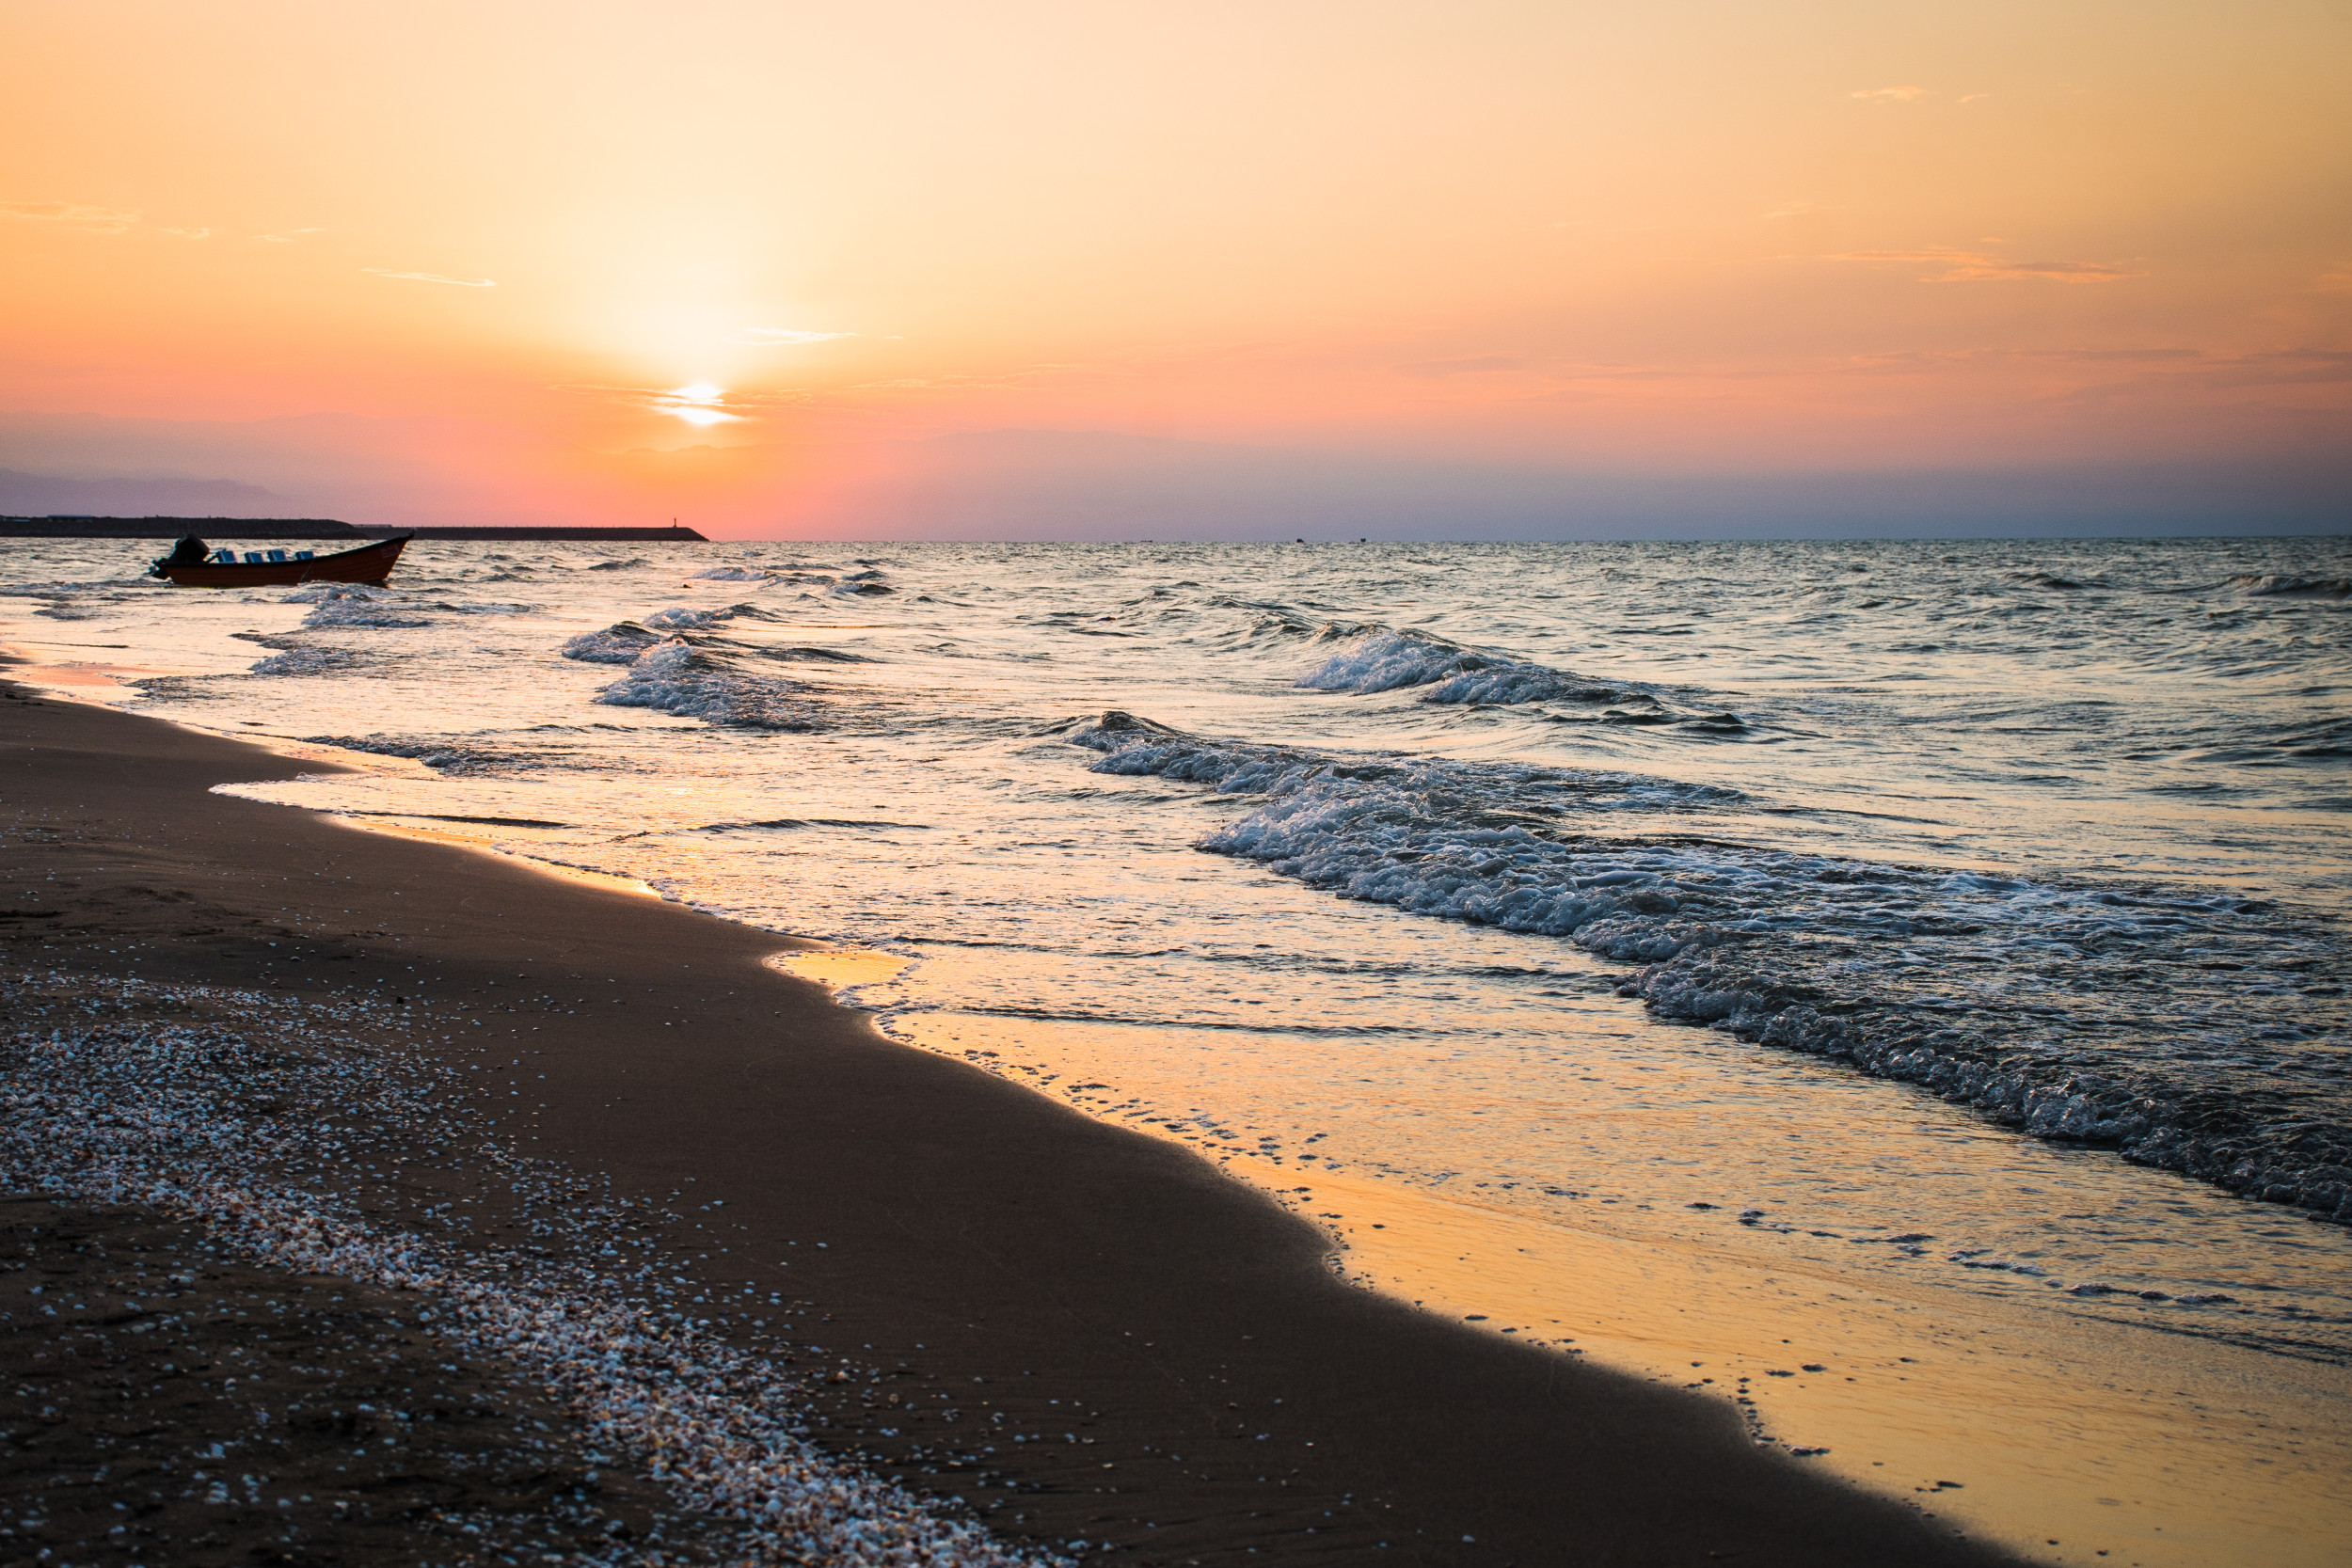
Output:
[155, 534, 410, 588]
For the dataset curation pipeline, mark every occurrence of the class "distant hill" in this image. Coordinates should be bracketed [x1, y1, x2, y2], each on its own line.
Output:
[0, 467, 300, 518]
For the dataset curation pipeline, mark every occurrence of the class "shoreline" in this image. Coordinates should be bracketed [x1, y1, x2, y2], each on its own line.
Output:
[0, 681, 2022, 1565]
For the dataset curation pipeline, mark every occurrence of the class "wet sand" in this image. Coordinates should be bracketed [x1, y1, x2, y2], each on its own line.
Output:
[0, 680, 2024, 1566]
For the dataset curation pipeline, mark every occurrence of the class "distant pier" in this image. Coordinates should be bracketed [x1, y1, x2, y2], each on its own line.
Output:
[0, 516, 709, 542]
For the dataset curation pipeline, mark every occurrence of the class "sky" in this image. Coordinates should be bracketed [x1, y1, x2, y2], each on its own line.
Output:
[2, 0, 2346, 538]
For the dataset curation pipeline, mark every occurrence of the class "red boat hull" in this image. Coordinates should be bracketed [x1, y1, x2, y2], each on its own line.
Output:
[156, 534, 411, 588]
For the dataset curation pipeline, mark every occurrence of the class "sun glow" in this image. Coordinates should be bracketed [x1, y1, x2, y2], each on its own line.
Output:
[2, 1, 2344, 534]
[654, 383, 741, 426]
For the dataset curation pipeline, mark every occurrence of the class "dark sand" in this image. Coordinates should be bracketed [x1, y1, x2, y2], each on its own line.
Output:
[1, 1195, 731, 1565]
[0, 682, 2024, 1566]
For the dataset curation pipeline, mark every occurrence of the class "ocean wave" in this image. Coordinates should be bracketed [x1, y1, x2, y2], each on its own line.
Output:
[0, 578, 146, 596]
[250, 645, 371, 676]
[301, 733, 547, 775]
[594, 640, 824, 730]
[1295, 627, 1504, 693]
[2234, 574, 2352, 598]
[2005, 570, 2103, 591]
[643, 602, 774, 630]
[1295, 625, 1622, 705]
[281, 582, 389, 604]
[283, 584, 432, 628]
[562, 621, 664, 663]
[832, 568, 895, 597]
[1072, 710, 2352, 1226]
[1295, 626, 1740, 725]
[565, 615, 874, 669]
[302, 600, 434, 629]
[294, 590, 530, 629]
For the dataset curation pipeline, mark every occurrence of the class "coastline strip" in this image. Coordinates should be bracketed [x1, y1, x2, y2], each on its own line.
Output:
[0, 682, 2023, 1566]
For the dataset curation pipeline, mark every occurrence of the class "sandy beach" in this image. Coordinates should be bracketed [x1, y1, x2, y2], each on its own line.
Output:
[0, 679, 2028, 1564]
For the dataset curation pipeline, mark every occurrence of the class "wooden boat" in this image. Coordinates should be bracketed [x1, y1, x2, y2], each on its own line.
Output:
[149, 533, 412, 588]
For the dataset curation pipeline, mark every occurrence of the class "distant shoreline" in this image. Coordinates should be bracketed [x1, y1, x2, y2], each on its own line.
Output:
[0, 517, 708, 541]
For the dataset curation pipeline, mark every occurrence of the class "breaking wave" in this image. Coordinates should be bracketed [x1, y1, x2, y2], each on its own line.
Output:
[642, 602, 773, 631]
[1072, 710, 2352, 1226]
[2234, 574, 2352, 598]
[594, 640, 824, 730]
[301, 733, 549, 775]
[1295, 626, 1745, 728]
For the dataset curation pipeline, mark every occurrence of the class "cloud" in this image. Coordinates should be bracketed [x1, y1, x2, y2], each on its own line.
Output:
[2316, 264, 2352, 293]
[1957, 92, 1992, 104]
[1937, 259, 2145, 283]
[725, 326, 858, 346]
[1829, 246, 2145, 283]
[2192, 349, 2352, 388]
[254, 228, 326, 243]
[0, 200, 141, 232]
[363, 268, 498, 287]
[1851, 86, 1926, 103]
[2027, 347, 2201, 362]
[550, 380, 754, 422]
[160, 227, 212, 239]
[1398, 356, 1524, 378]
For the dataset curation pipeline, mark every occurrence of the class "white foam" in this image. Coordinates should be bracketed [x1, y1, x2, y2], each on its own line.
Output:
[282, 582, 393, 604]
[250, 645, 369, 676]
[595, 640, 823, 730]
[644, 607, 723, 630]
[1296, 627, 1629, 708]
[2234, 573, 2351, 597]
[643, 602, 772, 630]
[563, 623, 663, 663]
[1072, 710, 2352, 1226]
[1295, 627, 1492, 693]
[302, 597, 434, 629]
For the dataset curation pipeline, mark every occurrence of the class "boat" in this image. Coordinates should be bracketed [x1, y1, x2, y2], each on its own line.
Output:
[148, 533, 412, 588]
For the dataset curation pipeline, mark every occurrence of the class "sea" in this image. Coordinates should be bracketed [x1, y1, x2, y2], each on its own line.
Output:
[7, 533, 2350, 1565]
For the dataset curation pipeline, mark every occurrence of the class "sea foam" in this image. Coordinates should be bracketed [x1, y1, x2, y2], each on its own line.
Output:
[594, 640, 824, 730]
[1072, 710, 2352, 1225]
[1296, 626, 1744, 727]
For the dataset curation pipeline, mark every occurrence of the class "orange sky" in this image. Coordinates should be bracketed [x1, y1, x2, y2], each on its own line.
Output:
[2, 0, 2346, 535]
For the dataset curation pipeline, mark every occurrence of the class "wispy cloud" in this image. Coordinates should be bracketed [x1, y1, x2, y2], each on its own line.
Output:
[1829, 246, 2145, 283]
[364, 268, 497, 288]
[254, 228, 326, 243]
[2315, 263, 2352, 293]
[1763, 201, 1834, 220]
[1957, 92, 1992, 104]
[159, 227, 212, 239]
[726, 326, 857, 346]
[1, 200, 141, 232]
[2026, 347, 2201, 362]
[550, 380, 756, 422]
[1851, 86, 1926, 103]
[1397, 356, 1523, 378]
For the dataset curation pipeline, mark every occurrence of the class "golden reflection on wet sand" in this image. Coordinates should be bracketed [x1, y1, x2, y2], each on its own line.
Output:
[774, 948, 2352, 1568]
